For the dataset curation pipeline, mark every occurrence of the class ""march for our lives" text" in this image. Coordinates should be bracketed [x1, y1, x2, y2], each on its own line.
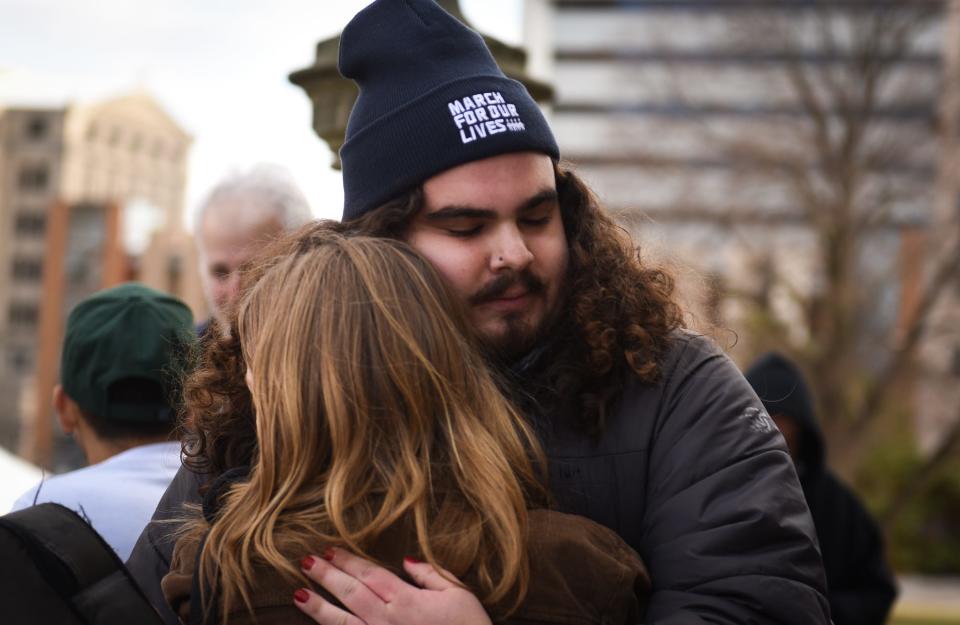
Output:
[448, 91, 526, 144]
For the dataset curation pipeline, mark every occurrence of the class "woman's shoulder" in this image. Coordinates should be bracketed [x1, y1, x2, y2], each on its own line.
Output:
[504, 509, 649, 625]
[162, 532, 319, 625]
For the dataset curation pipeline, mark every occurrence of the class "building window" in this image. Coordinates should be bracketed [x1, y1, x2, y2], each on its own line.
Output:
[26, 116, 48, 141]
[8, 303, 39, 327]
[12, 258, 43, 282]
[166, 254, 183, 295]
[18, 164, 49, 191]
[8, 348, 31, 374]
[14, 213, 46, 236]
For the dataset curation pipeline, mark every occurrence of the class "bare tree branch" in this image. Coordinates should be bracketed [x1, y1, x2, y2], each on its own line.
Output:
[846, 239, 960, 442]
[881, 408, 960, 529]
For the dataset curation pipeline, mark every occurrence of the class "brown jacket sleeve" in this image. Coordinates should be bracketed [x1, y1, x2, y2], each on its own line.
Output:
[161, 536, 198, 625]
[502, 509, 650, 625]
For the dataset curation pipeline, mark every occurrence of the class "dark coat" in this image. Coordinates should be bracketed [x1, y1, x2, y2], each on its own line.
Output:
[129, 332, 830, 624]
[162, 509, 649, 625]
[746, 352, 898, 625]
[537, 332, 829, 624]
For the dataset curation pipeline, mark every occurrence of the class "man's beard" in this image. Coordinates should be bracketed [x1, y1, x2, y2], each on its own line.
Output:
[470, 268, 563, 363]
[484, 311, 539, 361]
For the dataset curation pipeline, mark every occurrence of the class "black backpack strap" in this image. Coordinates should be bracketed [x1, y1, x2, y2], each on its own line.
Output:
[0, 503, 165, 625]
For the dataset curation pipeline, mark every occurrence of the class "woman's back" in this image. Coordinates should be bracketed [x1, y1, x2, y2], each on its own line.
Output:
[164, 509, 648, 625]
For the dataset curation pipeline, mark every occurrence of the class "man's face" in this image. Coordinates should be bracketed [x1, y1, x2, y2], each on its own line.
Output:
[405, 152, 569, 359]
[772, 414, 801, 461]
[198, 208, 283, 324]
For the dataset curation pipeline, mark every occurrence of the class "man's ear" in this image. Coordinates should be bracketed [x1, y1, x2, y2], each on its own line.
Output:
[53, 385, 80, 434]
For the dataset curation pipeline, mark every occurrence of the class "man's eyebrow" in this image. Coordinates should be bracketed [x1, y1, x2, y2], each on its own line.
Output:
[519, 189, 559, 212]
[424, 206, 496, 221]
[425, 188, 559, 221]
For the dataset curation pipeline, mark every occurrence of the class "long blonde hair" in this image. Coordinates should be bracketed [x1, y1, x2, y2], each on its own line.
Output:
[188, 228, 547, 621]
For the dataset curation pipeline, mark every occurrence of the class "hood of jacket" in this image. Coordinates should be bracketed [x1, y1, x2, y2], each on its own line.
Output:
[745, 352, 824, 475]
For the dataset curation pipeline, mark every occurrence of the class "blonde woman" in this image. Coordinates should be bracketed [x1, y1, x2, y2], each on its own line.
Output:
[162, 225, 648, 625]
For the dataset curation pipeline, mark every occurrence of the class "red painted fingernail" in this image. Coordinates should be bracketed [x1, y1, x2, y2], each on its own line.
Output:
[404, 556, 422, 564]
[294, 588, 310, 603]
[300, 556, 316, 570]
[322, 547, 335, 561]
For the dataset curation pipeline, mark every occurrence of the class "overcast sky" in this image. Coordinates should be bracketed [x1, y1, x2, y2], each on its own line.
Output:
[0, 0, 524, 224]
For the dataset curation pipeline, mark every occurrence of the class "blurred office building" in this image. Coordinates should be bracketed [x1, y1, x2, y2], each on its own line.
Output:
[0, 91, 203, 467]
[525, 0, 957, 449]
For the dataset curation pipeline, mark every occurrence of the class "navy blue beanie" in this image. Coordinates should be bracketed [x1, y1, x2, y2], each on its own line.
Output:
[744, 352, 816, 426]
[338, 0, 560, 221]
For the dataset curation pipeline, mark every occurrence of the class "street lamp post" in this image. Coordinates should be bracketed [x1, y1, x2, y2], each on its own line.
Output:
[289, 0, 553, 169]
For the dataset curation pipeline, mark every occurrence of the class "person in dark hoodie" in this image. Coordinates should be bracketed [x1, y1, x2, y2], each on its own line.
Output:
[746, 352, 898, 625]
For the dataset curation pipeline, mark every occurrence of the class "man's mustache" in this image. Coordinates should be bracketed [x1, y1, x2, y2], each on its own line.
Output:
[469, 270, 545, 305]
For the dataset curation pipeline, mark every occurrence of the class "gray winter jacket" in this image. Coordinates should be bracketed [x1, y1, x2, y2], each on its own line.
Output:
[539, 331, 829, 623]
[127, 331, 829, 624]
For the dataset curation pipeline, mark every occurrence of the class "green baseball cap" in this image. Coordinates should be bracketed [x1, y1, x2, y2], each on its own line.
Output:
[60, 282, 195, 423]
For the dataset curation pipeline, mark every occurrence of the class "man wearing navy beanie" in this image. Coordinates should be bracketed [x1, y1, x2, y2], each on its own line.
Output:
[128, 3, 829, 624]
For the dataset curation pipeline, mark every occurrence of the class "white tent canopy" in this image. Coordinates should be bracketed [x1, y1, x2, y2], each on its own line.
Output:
[0, 446, 43, 512]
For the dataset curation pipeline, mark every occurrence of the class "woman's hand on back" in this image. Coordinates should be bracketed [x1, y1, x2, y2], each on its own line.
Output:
[295, 547, 493, 625]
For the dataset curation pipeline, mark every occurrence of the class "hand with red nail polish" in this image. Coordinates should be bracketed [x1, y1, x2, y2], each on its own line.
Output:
[293, 548, 491, 625]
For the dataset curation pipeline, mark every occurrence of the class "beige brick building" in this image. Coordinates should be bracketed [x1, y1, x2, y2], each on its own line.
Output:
[0, 91, 203, 461]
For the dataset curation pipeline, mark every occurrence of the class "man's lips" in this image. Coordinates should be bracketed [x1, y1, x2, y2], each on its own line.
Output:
[478, 289, 534, 311]
[469, 269, 546, 307]
[495, 288, 529, 301]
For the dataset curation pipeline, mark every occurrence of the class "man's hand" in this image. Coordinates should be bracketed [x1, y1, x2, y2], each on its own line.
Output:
[294, 547, 492, 625]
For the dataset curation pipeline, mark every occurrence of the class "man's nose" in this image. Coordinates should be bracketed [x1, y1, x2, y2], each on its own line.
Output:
[225, 271, 242, 301]
[490, 226, 534, 272]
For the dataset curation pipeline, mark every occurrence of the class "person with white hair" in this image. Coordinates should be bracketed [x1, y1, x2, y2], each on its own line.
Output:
[194, 166, 312, 333]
